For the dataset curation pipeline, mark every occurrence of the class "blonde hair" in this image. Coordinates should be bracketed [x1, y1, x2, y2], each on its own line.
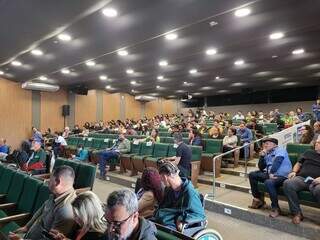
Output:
[72, 191, 106, 233]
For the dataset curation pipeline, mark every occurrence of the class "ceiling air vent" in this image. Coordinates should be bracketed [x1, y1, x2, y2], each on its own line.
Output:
[22, 82, 60, 92]
[134, 95, 157, 102]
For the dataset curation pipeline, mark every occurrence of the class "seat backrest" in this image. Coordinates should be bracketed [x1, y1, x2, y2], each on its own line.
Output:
[17, 177, 41, 213]
[75, 163, 97, 189]
[153, 143, 169, 158]
[167, 145, 177, 157]
[131, 142, 142, 154]
[0, 164, 5, 178]
[139, 142, 154, 156]
[100, 139, 111, 149]
[67, 137, 79, 146]
[204, 139, 223, 154]
[33, 184, 51, 213]
[63, 160, 80, 177]
[54, 158, 67, 168]
[77, 137, 86, 146]
[92, 138, 102, 149]
[286, 143, 312, 156]
[165, 137, 174, 144]
[84, 137, 93, 148]
[7, 171, 27, 203]
[0, 167, 15, 194]
[182, 138, 189, 144]
[191, 145, 202, 162]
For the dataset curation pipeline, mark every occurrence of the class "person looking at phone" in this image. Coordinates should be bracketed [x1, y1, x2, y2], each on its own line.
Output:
[283, 140, 320, 224]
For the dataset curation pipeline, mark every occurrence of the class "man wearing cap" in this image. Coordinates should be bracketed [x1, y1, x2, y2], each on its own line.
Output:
[22, 141, 46, 174]
[248, 138, 292, 218]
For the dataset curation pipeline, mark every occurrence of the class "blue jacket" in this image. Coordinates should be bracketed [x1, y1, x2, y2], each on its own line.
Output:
[237, 127, 253, 143]
[312, 104, 320, 120]
[154, 178, 206, 229]
[0, 145, 9, 154]
[75, 149, 89, 161]
[264, 147, 292, 177]
[190, 136, 202, 147]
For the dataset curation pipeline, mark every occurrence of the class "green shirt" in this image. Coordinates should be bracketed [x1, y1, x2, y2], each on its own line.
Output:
[29, 148, 46, 165]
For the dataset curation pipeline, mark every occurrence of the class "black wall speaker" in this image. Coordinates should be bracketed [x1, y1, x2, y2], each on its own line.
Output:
[62, 105, 70, 117]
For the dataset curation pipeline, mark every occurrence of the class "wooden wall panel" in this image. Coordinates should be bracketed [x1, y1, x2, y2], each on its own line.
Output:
[125, 94, 141, 120]
[40, 90, 68, 132]
[103, 92, 120, 121]
[0, 79, 32, 148]
[162, 99, 177, 114]
[145, 100, 160, 118]
[75, 90, 97, 127]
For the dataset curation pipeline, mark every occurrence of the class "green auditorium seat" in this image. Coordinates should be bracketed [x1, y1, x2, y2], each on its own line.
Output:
[0, 172, 27, 205]
[145, 143, 169, 168]
[91, 138, 102, 150]
[32, 184, 50, 213]
[84, 137, 94, 149]
[120, 142, 142, 174]
[165, 137, 174, 144]
[262, 123, 278, 135]
[200, 139, 223, 177]
[74, 163, 97, 190]
[190, 145, 203, 188]
[66, 137, 79, 146]
[286, 143, 312, 162]
[182, 138, 189, 144]
[131, 142, 154, 173]
[0, 167, 15, 197]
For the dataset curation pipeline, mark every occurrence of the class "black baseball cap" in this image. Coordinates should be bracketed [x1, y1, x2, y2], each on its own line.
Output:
[262, 137, 278, 145]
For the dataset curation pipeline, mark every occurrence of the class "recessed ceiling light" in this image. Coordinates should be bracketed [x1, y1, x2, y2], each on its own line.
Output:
[201, 86, 213, 90]
[86, 60, 96, 66]
[39, 76, 47, 81]
[156, 85, 160, 89]
[234, 59, 245, 65]
[106, 85, 111, 89]
[292, 48, 305, 55]
[183, 81, 188, 85]
[0, 71, 4, 75]
[231, 82, 245, 87]
[269, 32, 284, 40]
[131, 89, 135, 93]
[165, 33, 178, 41]
[100, 75, 107, 80]
[61, 68, 70, 74]
[11, 61, 22, 66]
[272, 55, 278, 58]
[57, 33, 72, 41]
[159, 60, 168, 67]
[102, 8, 118, 17]
[215, 76, 220, 80]
[31, 49, 43, 56]
[234, 8, 251, 17]
[283, 82, 297, 86]
[206, 48, 217, 55]
[209, 21, 218, 27]
[157, 75, 164, 80]
[117, 50, 128, 56]
[189, 69, 198, 74]
[126, 69, 134, 74]
[270, 77, 287, 82]
[130, 81, 136, 85]
[218, 89, 228, 93]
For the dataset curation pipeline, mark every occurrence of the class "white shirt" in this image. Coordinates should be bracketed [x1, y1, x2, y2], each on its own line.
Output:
[56, 136, 67, 146]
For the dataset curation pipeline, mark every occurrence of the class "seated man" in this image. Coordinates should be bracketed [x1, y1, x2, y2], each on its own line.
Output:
[72, 144, 89, 161]
[154, 161, 206, 233]
[283, 140, 320, 224]
[9, 165, 77, 240]
[0, 138, 9, 159]
[248, 138, 292, 218]
[22, 141, 46, 173]
[104, 189, 157, 240]
[99, 133, 130, 180]
[162, 133, 192, 178]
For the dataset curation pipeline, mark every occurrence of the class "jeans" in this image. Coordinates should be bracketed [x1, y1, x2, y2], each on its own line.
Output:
[249, 170, 286, 209]
[283, 176, 320, 215]
[99, 150, 119, 177]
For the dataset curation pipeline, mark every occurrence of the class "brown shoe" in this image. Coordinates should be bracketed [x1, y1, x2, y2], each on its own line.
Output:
[269, 208, 280, 218]
[248, 198, 265, 209]
[292, 213, 304, 224]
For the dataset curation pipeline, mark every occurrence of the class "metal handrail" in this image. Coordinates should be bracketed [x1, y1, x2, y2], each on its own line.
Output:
[209, 136, 268, 201]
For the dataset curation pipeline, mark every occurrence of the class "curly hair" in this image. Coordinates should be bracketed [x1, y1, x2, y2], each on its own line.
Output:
[141, 167, 163, 203]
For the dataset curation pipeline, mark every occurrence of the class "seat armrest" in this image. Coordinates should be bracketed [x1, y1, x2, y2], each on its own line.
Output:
[0, 202, 17, 210]
[33, 173, 51, 179]
[0, 213, 30, 224]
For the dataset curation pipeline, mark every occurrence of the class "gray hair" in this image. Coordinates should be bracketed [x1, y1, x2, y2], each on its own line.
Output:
[106, 189, 138, 215]
[173, 132, 183, 143]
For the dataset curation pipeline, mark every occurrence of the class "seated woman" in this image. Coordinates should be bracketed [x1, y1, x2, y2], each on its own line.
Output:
[138, 129, 160, 143]
[188, 128, 203, 146]
[136, 167, 163, 218]
[208, 126, 223, 139]
[49, 191, 107, 240]
[222, 128, 240, 167]
[72, 144, 89, 161]
[299, 125, 314, 144]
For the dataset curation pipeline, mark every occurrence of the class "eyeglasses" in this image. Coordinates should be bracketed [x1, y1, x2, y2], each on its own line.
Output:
[101, 213, 135, 229]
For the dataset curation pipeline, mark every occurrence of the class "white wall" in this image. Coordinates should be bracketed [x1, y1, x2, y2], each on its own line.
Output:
[182, 101, 314, 116]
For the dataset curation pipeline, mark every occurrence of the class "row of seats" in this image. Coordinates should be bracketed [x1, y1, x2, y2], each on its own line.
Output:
[0, 164, 50, 235]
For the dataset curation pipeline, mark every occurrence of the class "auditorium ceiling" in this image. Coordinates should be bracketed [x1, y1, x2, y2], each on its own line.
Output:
[0, 0, 320, 98]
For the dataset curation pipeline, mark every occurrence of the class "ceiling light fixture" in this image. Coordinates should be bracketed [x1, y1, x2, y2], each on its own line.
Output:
[206, 48, 217, 55]
[11, 61, 22, 66]
[39, 76, 47, 81]
[102, 8, 118, 17]
[165, 33, 178, 40]
[157, 76, 164, 80]
[86, 60, 96, 66]
[159, 60, 168, 67]
[234, 8, 251, 17]
[156, 85, 160, 89]
[61, 68, 70, 74]
[117, 50, 128, 56]
[215, 76, 220, 80]
[269, 32, 284, 40]
[234, 59, 245, 65]
[0, 71, 4, 75]
[126, 69, 134, 74]
[189, 69, 198, 74]
[292, 48, 305, 55]
[99, 75, 107, 80]
[130, 81, 136, 85]
[31, 49, 44, 56]
[183, 82, 188, 85]
[57, 33, 72, 41]
[106, 85, 111, 89]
